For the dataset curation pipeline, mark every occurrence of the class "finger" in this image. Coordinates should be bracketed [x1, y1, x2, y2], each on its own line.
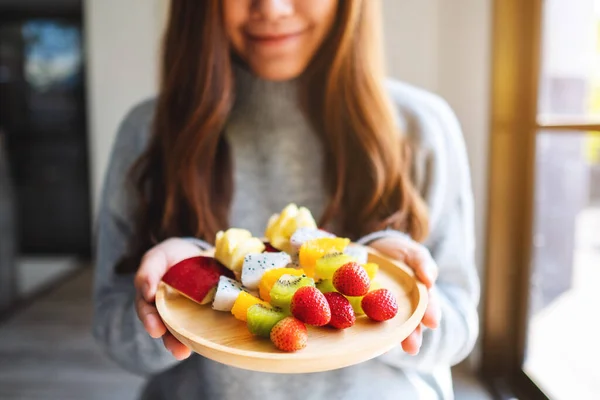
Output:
[409, 248, 439, 288]
[369, 238, 410, 261]
[369, 239, 437, 287]
[422, 291, 441, 329]
[163, 333, 192, 360]
[401, 324, 423, 355]
[134, 249, 168, 302]
[136, 295, 167, 338]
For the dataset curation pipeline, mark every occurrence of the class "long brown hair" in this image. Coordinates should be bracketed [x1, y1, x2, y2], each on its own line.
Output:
[117, 0, 428, 273]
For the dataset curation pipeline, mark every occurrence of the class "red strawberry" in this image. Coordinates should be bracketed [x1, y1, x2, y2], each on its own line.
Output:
[290, 286, 331, 326]
[332, 262, 370, 296]
[270, 317, 308, 352]
[361, 289, 398, 321]
[263, 242, 280, 253]
[323, 292, 355, 329]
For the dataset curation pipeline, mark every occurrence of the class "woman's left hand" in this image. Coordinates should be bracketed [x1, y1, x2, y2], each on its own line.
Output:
[369, 236, 441, 355]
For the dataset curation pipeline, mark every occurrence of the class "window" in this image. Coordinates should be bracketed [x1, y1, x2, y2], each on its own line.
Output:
[483, 1, 600, 399]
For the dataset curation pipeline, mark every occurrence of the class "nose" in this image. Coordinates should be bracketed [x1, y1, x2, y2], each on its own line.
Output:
[251, 0, 294, 20]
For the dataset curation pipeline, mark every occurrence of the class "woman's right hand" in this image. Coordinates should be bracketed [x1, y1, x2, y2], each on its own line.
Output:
[134, 238, 205, 360]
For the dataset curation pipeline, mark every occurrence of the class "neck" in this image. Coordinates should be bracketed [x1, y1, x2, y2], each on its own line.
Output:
[231, 62, 302, 118]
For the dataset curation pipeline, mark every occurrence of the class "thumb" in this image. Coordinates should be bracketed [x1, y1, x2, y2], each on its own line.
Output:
[135, 249, 169, 303]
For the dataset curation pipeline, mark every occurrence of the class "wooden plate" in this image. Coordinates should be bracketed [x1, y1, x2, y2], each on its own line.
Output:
[156, 247, 428, 374]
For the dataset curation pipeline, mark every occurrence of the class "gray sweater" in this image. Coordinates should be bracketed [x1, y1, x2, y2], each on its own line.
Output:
[94, 66, 480, 400]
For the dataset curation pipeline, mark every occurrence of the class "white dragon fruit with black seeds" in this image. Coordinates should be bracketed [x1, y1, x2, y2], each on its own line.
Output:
[241, 252, 292, 290]
[344, 245, 368, 264]
[212, 276, 246, 312]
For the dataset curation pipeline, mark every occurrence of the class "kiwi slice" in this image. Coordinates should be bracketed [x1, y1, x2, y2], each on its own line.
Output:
[246, 304, 286, 337]
[316, 279, 337, 294]
[269, 274, 315, 314]
[314, 252, 356, 279]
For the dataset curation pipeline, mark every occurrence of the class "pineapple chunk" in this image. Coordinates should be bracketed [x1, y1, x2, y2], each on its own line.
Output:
[215, 228, 265, 273]
[362, 263, 379, 280]
[265, 203, 317, 253]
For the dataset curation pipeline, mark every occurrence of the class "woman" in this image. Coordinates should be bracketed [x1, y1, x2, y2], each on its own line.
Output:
[94, 1, 479, 399]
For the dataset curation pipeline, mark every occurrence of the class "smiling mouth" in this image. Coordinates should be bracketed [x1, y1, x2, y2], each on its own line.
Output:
[245, 30, 305, 45]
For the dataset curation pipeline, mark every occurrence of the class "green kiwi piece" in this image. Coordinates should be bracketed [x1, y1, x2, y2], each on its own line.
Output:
[269, 274, 315, 314]
[314, 252, 356, 279]
[315, 279, 337, 294]
[246, 304, 286, 337]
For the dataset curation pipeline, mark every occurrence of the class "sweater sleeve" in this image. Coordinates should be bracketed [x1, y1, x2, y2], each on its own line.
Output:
[364, 86, 480, 372]
[92, 102, 181, 376]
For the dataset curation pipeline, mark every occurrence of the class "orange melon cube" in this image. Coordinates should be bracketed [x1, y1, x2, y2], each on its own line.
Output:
[231, 292, 267, 322]
[298, 237, 350, 277]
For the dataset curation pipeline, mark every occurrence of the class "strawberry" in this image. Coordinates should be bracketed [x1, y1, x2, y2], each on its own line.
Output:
[323, 292, 355, 329]
[332, 262, 370, 296]
[361, 289, 398, 321]
[290, 286, 331, 326]
[270, 317, 308, 352]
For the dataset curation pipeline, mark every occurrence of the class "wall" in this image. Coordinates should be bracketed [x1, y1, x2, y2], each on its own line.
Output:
[436, 0, 492, 291]
[382, 0, 440, 91]
[85, 0, 164, 211]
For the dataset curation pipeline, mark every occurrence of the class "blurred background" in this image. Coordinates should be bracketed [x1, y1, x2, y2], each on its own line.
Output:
[0, 0, 598, 399]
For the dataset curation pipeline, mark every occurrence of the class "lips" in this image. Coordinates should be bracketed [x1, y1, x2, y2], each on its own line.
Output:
[248, 32, 297, 40]
[245, 30, 305, 44]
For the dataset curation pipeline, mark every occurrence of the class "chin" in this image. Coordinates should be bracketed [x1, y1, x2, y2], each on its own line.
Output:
[248, 61, 307, 82]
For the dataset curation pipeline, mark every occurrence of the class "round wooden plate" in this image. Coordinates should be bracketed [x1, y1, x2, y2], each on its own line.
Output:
[156, 247, 428, 374]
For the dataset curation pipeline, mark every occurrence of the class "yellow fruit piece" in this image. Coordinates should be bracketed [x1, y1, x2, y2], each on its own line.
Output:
[363, 263, 379, 280]
[259, 268, 305, 302]
[288, 207, 316, 236]
[265, 204, 317, 254]
[264, 214, 280, 240]
[214, 228, 265, 273]
[347, 280, 382, 315]
[298, 237, 350, 277]
[231, 292, 267, 322]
